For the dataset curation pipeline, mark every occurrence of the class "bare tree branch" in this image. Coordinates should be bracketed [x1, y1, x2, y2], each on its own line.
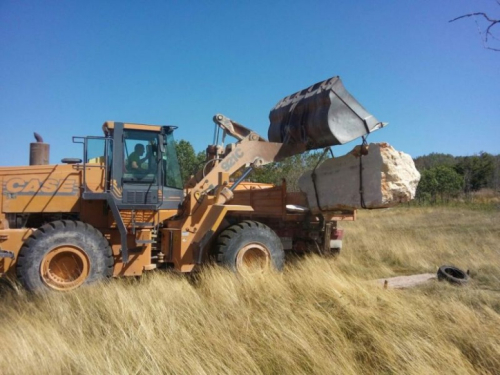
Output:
[450, 8, 500, 52]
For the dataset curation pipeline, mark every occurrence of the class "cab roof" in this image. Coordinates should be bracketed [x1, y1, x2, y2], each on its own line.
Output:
[102, 121, 164, 135]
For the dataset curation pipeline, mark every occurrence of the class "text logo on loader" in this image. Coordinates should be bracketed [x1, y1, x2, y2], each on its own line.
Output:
[3, 177, 79, 196]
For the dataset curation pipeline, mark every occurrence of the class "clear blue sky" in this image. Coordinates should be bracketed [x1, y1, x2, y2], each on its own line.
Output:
[1, 0, 499, 166]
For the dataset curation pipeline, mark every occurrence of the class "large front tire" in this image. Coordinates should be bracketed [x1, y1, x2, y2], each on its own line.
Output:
[214, 220, 284, 272]
[16, 221, 113, 292]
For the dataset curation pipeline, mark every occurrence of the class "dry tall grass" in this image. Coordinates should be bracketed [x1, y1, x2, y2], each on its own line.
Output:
[1, 207, 499, 374]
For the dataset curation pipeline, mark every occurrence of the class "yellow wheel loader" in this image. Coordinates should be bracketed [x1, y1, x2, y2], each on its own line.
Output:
[0, 76, 386, 292]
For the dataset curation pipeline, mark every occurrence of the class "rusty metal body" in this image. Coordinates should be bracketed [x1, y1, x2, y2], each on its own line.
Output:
[29, 133, 50, 166]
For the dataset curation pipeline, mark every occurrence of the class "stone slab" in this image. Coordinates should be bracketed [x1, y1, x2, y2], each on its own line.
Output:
[375, 273, 437, 289]
[298, 143, 420, 212]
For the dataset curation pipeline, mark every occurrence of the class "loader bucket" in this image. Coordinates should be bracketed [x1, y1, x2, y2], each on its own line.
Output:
[268, 76, 386, 150]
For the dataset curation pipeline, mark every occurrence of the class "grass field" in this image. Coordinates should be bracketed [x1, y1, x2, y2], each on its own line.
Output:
[0, 206, 499, 374]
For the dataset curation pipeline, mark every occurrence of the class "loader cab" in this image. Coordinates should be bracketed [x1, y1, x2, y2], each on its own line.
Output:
[79, 122, 184, 211]
[104, 121, 184, 210]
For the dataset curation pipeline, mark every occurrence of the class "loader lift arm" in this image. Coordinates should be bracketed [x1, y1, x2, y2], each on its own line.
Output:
[185, 114, 305, 211]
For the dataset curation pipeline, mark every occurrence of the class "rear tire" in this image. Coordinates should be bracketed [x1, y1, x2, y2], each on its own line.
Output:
[16, 220, 113, 292]
[214, 220, 284, 272]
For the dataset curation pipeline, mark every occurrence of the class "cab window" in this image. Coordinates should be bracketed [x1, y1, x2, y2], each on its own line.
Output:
[163, 132, 183, 189]
[123, 130, 159, 183]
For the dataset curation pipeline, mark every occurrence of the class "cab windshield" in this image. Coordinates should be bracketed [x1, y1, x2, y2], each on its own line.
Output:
[122, 129, 183, 190]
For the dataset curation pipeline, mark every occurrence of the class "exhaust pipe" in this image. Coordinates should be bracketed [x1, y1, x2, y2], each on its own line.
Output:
[29, 132, 50, 165]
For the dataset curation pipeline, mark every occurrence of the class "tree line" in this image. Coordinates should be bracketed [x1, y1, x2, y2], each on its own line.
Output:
[414, 152, 499, 203]
[175, 140, 499, 203]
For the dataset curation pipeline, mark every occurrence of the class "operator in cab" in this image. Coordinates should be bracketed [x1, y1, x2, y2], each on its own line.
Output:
[127, 144, 151, 172]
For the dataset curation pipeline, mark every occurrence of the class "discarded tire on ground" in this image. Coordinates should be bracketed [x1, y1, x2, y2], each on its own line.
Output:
[437, 265, 469, 285]
[214, 220, 285, 273]
[16, 220, 114, 292]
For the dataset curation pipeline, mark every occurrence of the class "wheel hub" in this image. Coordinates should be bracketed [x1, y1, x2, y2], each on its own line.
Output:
[236, 243, 271, 272]
[40, 245, 90, 291]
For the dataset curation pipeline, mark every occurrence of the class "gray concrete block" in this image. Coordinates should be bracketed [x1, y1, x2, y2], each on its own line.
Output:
[298, 143, 420, 212]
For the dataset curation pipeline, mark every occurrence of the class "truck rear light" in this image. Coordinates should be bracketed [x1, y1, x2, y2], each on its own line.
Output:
[332, 229, 344, 240]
